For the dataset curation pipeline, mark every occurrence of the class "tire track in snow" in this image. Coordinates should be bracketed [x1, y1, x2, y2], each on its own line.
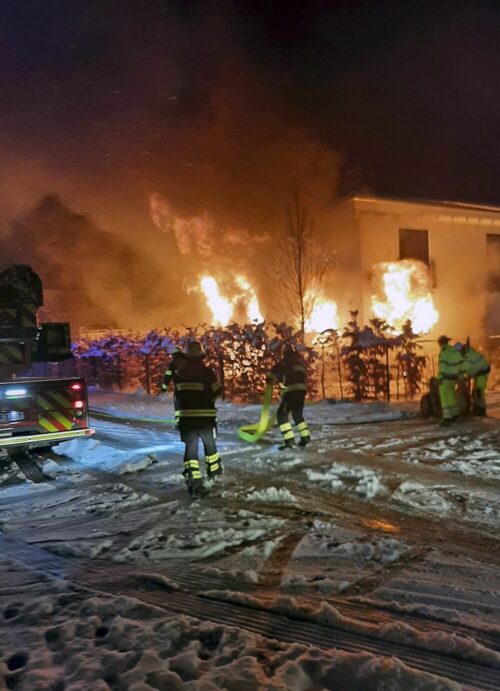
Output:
[0, 532, 499, 690]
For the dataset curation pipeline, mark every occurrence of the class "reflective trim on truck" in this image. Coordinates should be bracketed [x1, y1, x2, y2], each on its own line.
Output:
[0, 427, 95, 449]
[35, 391, 75, 432]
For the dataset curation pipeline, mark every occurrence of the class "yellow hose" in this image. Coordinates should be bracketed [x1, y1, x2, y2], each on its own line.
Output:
[238, 383, 276, 442]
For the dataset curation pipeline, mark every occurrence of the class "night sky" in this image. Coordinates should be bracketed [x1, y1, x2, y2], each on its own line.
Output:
[0, 0, 499, 324]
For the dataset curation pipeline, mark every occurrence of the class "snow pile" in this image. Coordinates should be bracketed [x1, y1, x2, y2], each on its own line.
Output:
[202, 565, 260, 584]
[279, 522, 408, 595]
[354, 595, 500, 636]
[401, 433, 500, 480]
[115, 513, 285, 562]
[48, 538, 114, 559]
[117, 454, 157, 475]
[204, 590, 500, 668]
[0, 589, 461, 691]
[293, 522, 408, 565]
[373, 550, 500, 629]
[245, 486, 297, 503]
[392, 481, 452, 514]
[56, 437, 159, 475]
[84, 483, 154, 515]
[0, 462, 25, 487]
[306, 462, 384, 499]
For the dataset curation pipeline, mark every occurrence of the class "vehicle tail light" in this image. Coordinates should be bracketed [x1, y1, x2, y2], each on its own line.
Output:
[74, 400, 84, 409]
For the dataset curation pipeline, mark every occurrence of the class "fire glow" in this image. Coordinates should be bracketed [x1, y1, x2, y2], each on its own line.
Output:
[371, 260, 438, 334]
[305, 300, 339, 332]
[200, 275, 263, 326]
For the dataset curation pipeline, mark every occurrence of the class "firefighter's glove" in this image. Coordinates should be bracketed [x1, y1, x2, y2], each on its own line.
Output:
[161, 383, 168, 391]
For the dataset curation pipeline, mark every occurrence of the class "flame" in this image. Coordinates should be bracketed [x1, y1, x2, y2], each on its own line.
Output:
[235, 276, 264, 323]
[199, 277, 233, 325]
[305, 300, 339, 332]
[371, 260, 438, 334]
[199, 275, 263, 325]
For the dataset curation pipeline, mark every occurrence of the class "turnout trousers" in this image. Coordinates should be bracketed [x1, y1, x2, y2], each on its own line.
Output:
[179, 420, 222, 482]
[438, 378, 459, 421]
[277, 391, 310, 446]
[472, 373, 488, 415]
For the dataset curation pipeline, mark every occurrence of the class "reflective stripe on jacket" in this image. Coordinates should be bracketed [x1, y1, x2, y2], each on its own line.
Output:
[461, 347, 490, 378]
[438, 344, 463, 380]
[162, 354, 188, 389]
[268, 355, 307, 394]
[175, 357, 221, 421]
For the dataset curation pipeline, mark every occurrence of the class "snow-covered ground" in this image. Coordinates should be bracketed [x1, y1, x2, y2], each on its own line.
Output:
[0, 388, 499, 689]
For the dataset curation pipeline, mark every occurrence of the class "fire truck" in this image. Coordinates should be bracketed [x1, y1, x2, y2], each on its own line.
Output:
[0, 265, 94, 460]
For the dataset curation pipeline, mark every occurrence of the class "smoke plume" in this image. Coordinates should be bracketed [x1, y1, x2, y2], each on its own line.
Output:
[0, 2, 340, 329]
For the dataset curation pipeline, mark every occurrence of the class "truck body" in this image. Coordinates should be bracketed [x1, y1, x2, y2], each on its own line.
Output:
[0, 265, 94, 454]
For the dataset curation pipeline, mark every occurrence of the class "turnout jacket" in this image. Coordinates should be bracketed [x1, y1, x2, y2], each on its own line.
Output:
[162, 353, 188, 390]
[174, 356, 222, 422]
[268, 354, 307, 393]
[460, 347, 490, 378]
[438, 344, 463, 380]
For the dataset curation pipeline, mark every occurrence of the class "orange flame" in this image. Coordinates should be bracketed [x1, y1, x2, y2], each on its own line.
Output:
[371, 260, 438, 334]
[199, 277, 233, 325]
[199, 275, 263, 325]
[305, 300, 339, 332]
[234, 276, 263, 323]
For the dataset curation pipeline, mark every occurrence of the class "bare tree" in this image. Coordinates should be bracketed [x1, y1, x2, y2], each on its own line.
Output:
[271, 190, 336, 337]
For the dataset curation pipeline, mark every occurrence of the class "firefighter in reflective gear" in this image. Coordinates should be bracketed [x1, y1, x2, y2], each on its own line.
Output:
[162, 347, 188, 390]
[437, 335, 463, 425]
[267, 345, 310, 448]
[175, 340, 222, 496]
[161, 347, 188, 425]
[456, 343, 490, 416]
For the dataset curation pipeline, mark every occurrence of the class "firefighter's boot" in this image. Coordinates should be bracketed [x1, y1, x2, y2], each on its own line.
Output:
[439, 418, 452, 427]
[184, 459, 205, 497]
[279, 422, 295, 450]
[206, 452, 223, 479]
[297, 421, 311, 447]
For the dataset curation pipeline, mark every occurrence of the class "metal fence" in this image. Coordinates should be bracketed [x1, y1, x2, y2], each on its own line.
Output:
[20, 337, 499, 403]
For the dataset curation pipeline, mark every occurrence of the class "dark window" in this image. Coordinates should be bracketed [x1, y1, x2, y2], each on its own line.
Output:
[486, 234, 500, 292]
[399, 229, 429, 265]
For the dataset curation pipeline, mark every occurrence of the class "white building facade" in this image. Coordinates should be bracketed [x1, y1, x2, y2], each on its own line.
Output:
[326, 196, 500, 346]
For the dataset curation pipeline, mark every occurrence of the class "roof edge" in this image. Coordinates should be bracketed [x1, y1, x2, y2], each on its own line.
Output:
[333, 194, 500, 214]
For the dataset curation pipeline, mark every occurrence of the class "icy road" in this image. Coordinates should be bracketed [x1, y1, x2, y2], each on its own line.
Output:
[0, 390, 500, 690]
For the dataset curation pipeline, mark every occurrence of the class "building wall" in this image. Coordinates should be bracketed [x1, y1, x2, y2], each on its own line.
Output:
[327, 197, 500, 343]
[323, 199, 363, 328]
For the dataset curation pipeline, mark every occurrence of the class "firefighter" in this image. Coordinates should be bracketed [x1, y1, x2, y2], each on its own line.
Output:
[161, 346, 188, 426]
[455, 342, 491, 416]
[175, 340, 223, 496]
[267, 344, 310, 449]
[161, 347, 188, 391]
[437, 335, 463, 425]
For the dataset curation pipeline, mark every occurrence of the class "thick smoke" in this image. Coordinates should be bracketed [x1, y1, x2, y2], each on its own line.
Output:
[0, 2, 339, 329]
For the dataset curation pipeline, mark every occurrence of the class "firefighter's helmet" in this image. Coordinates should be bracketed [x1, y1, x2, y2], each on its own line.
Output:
[186, 340, 204, 358]
[437, 335, 451, 346]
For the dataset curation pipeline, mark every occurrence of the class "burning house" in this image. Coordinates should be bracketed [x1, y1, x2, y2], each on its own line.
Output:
[324, 195, 500, 345]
